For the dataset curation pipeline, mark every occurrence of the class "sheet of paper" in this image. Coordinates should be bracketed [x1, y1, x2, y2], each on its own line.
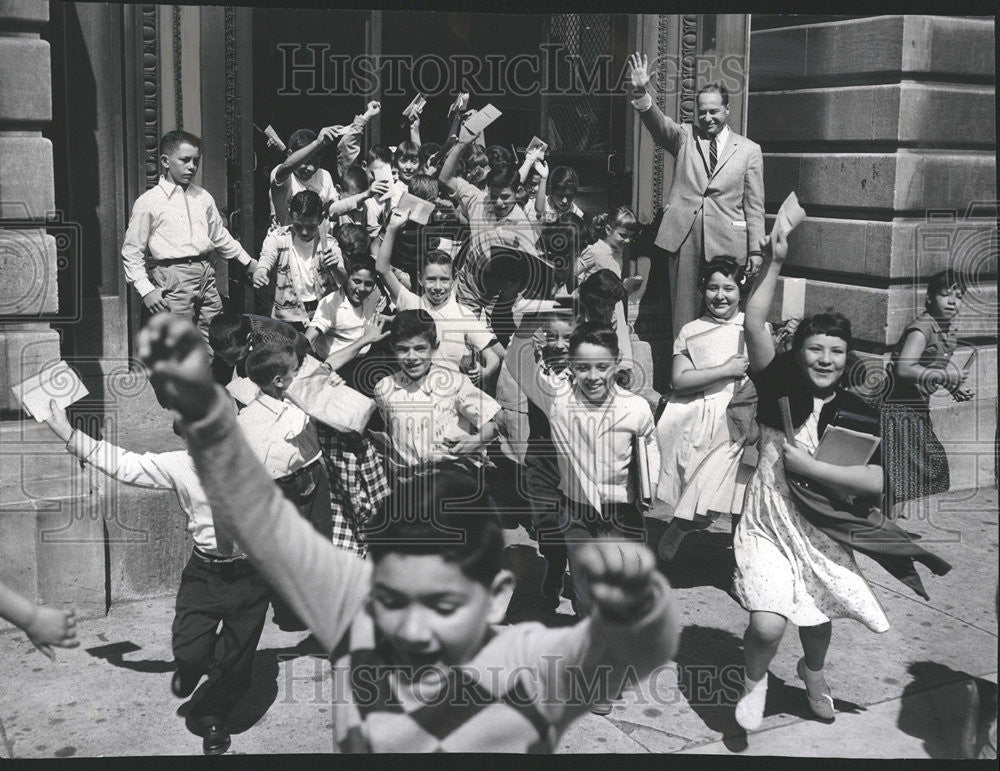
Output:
[10, 361, 89, 422]
[402, 94, 426, 119]
[461, 104, 502, 138]
[781, 277, 807, 321]
[397, 192, 435, 226]
[774, 190, 806, 240]
[263, 125, 286, 152]
[373, 164, 394, 201]
[225, 376, 259, 406]
[525, 136, 548, 158]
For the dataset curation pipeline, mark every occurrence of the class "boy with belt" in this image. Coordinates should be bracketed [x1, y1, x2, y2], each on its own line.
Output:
[121, 130, 258, 346]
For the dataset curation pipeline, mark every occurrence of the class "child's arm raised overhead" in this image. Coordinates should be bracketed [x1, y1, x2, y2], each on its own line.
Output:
[408, 112, 421, 148]
[0, 581, 78, 661]
[743, 229, 786, 373]
[336, 101, 381, 180]
[375, 209, 409, 302]
[137, 315, 372, 654]
[534, 159, 549, 221]
[323, 314, 390, 374]
[274, 126, 337, 186]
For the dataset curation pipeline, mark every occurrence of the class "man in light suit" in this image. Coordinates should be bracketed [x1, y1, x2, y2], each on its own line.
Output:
[628, 53, 765, 332]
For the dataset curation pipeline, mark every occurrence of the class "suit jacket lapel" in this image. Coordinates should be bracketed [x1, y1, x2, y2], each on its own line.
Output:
[710, 133, 740, 179]
[692, 124, 711, 177]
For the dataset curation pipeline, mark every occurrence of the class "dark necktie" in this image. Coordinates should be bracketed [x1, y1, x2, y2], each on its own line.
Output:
[709, 136, 718, 174]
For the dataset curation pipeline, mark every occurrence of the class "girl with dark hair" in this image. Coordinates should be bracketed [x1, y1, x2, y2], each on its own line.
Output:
[654, 256, 753, 518]
[881, 270, 972, 519]
[731, 230, 950, 733]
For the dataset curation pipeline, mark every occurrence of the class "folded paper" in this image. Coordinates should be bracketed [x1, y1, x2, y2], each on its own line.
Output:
[397, 192, 436, 226]
[11, 361, 89, 422]
[285, 355, 376, 435]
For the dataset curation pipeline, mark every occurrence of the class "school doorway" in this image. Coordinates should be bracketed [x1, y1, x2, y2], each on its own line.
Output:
[247, 10, 633, 251]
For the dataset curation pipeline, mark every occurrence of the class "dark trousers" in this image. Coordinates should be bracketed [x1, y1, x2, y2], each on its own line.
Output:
[271, 459, 331, 628]
[524, 456, 568, 578]
[172, 552, 270, 723]
[560, 498, 646, 617]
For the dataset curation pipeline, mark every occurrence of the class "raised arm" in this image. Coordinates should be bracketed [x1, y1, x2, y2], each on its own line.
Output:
[137, 315, 372, 654]
[375, 209, 409, 302]
[439, 135, 472, 194]
[743, 230, 786, 372]
[274, 126, 336, 186]
[628, 52, 683, 156]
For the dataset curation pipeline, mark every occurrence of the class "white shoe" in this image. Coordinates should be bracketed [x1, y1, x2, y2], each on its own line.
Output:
[797, 657, 835, 720]
[734, 674, 768, 731]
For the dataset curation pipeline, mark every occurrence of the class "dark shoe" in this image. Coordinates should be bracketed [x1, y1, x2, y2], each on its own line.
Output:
[203, 723, 231, 755]
[171, 668, 201, 699]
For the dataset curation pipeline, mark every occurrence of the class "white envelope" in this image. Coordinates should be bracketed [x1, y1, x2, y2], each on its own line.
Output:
[461, 104, 502, 138]
[10, 360, 89, 422]
[373, 164, 394, 202]
[397, 192, 436, 226]
[774, 191, 807, 239]
[781, 277, 807, 321]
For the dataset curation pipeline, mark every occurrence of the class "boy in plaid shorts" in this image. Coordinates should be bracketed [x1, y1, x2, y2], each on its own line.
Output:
[137, 313, 679, 753]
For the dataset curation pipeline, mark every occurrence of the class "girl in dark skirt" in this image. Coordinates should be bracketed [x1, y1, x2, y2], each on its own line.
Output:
[882, 270, 973, 519]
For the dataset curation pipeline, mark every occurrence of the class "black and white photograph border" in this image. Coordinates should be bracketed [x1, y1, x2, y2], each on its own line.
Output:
[0, 0, 996, 760]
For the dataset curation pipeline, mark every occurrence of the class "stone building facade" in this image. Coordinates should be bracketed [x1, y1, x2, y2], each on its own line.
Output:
[0, 6, 995, 622]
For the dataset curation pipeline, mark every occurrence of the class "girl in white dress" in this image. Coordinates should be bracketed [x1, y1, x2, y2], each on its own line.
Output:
[655, 256, 750, 514]
[734, 230, 891, 731]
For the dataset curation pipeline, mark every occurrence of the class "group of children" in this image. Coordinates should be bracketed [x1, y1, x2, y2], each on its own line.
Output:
[2, 80, 977, 756]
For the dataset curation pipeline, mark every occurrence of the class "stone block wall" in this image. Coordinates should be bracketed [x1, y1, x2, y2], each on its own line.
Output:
[748, 15, 997, 491]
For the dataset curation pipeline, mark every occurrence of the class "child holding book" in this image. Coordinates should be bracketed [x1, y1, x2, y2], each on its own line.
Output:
[134, 312, 680, 753]
[42, 398, 268, 755]
[882, 270, 972, 518]
[656, 256, 750, 514]
[732, 229, 951, 732]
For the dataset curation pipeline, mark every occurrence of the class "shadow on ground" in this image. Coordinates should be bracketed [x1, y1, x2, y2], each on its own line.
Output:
[898, 661, 998, 758]
[501, 543, 577, 628]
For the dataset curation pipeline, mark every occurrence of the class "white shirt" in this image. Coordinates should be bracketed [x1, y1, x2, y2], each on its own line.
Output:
[373, 365, 501, 469]
[698, 125, 730, 174]
[307, 286, 384, 361]
[121, 176, 252, 298]
[269, 166, 337, 228]
[236, 391, 322, 479]
[68, 430, 241, 557]
[288, 235, 320, 302]
[451, 177, 537, 243]
[506, 331, 660, 510]
[394, 289, 497, 372]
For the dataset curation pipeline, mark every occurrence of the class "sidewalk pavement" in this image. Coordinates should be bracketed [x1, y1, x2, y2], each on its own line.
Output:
[1, 487, 996, 758]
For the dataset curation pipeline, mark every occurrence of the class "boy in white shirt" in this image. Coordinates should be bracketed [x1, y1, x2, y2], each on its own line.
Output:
[305, 254, 383, 369]
[239, 340, 331, 630]
[268, 101, 381, 228]
[373, 310, 500, 481]
[42, 398, 267, 755]
[377, 208, 503, 386]
[507, 319, 660, 620]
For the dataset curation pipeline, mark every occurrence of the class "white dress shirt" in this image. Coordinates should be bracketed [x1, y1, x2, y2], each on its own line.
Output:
[394, 289, 497, 372]
[236, 392, 322, 479]
[121, 176, 252, 298]
[67, 430, 240, 557]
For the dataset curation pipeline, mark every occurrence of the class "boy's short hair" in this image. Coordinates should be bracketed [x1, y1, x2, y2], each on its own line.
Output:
[394, 141, 420, 165]
[345, 255, 377, 278]
[365, 470, 503, 586]
[486, 163, 518, 191]
[208, 313, 246, 362]
[792, 311, 852, 353]
[579, 268, 628, 306]
[389, 309, 438, 347]
[288, 189, 324, 219]
[245, 339, 297, 387]
[159, 130, 201, 157]
[486, 145, 513, 169]
[422, 250, 453, 272]
[926, 269, 967, 299]
[287, 128, 318, 154]
[549, 166, 579, 195]
[569, 320, 619, 358]
[367, 144, 393, 167]
[407, 173, 439, 202]
[341, 164, 370, 193]
[337, 223, 369, 262]
[419, 142, 441, 164]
